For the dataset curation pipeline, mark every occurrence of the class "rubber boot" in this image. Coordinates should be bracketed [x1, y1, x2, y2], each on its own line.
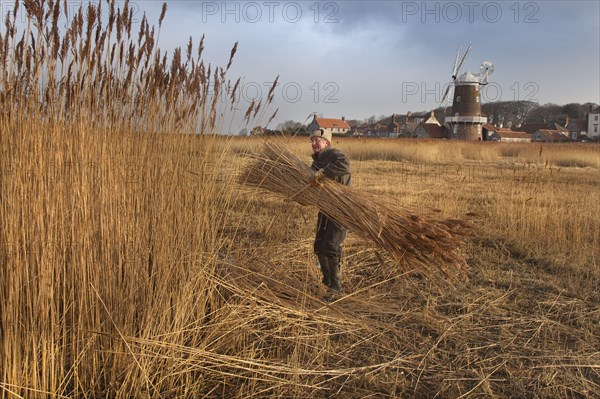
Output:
[327, 256, 343, 294]
[317, 254, 330, 287]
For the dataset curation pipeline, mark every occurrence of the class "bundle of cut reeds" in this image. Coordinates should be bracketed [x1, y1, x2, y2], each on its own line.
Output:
[240, 141, 473, 283]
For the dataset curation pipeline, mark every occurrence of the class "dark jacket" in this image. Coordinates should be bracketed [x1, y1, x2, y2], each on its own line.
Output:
[311, 146, 351, 258]
[311, 147, 351, 187]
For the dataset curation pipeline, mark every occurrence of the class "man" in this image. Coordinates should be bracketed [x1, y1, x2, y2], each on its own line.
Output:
[309, 128, 351, 296]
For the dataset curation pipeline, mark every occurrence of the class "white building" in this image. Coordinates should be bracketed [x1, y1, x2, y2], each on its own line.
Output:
[588, 107, 600, 138]
[307, 115, 351, 137]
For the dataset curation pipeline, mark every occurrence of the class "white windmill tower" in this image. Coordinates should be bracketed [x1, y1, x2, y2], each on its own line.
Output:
[442, 44, 495, 140]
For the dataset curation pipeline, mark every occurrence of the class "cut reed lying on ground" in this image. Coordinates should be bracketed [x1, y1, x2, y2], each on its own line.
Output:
[240, 141, 473, 283]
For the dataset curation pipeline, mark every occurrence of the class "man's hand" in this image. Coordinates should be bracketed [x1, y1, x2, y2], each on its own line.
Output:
[309, 169, 325, 187]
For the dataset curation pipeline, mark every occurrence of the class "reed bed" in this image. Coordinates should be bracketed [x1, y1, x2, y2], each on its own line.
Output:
[2, 0, 599, 397]
[1, 1, 276, 397]
[232, 137, 600, 170]
[240, 141, 473, 284]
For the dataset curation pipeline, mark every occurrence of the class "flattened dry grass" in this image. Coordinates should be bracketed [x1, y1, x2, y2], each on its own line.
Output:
[215, 226, 599, 398]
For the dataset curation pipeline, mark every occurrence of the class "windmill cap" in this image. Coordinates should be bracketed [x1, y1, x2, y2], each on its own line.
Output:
[457, 71, 480, 84]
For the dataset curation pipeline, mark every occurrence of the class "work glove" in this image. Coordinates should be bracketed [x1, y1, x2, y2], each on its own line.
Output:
[309, 169, 325, 187]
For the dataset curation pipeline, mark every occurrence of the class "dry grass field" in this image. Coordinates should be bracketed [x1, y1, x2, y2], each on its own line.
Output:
[2, 1, 599, 398]
[226, 137, 600, 398]
[3, 129, 599, 398]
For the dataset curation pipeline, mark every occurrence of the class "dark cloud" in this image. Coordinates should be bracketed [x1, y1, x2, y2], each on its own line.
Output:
[140, 0, 598, 124]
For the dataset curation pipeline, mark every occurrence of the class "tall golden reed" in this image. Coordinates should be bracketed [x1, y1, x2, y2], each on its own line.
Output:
[0, 1, 273, 397]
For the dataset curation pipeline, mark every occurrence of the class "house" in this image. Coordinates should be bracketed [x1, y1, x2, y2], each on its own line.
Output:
[364, 123, 392, 137]
[345, 119, 361, 130]
[398, 111, 424, 136]
[514, 122, 568, 135]
[564, 116, 588, 140]
[532, 129, 571, 143]
[401, 120, 420, 136]
[362, 112, 426, 137]
[483, 124, 531, 142]
[387, 114, 402, 137]
[307, 115, 351, 137]
[482, 123, 497, 141]
[413, 123, 447, 139]
[350, 125, 367, 136]
[365, 113, 420, 138]
[587, 107, 600, 138]
[360, 115, 401, 138]
[413, 111, 447, 139]
[423, 110, 441, 126]
[489, 130, 532, 143]
[514, 123, 553, 135]
[552, 123, 570, 135]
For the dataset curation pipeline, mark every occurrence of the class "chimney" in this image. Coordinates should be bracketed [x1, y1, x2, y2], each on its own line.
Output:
[565, 115, 570, 128]
[341, 116, 345, 121]
[392, 114, 396, 123]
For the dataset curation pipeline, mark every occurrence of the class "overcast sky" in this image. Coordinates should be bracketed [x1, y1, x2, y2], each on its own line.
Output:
[126, 1, 599, 130]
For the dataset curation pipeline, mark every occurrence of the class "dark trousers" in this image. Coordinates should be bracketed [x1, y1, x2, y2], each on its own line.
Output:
[314, 212, 346, 258]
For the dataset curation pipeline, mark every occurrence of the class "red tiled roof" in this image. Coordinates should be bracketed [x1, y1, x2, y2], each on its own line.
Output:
[315, 118, 351, 130]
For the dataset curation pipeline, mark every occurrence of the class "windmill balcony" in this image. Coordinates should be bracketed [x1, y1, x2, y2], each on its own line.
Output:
[445, 115, 487, 124]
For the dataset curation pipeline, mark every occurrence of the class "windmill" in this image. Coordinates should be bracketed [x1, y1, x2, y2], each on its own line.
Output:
[441, 43, 472, 107]
[442, 44, 495, 140]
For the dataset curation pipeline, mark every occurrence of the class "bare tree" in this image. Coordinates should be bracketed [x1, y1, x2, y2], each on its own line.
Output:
[510, 101, 538, 126]
[276, 120, 304, 134]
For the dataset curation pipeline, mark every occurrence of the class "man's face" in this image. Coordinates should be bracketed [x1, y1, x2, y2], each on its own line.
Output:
[311, 137, 329, 153]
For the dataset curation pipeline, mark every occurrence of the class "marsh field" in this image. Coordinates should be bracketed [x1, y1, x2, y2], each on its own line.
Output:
[1, 1, 599, 397]
[2, 130, 599, 398]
